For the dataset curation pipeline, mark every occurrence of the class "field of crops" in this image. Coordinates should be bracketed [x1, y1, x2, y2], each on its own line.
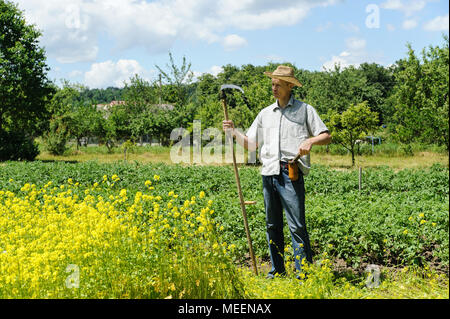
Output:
[0, 160, 448, 299]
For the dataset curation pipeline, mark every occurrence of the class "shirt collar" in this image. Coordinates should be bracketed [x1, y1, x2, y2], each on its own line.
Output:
[273, 95, 295, 111]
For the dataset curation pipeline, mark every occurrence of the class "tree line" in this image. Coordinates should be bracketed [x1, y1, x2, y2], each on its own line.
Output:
[1, 0, 448, 163]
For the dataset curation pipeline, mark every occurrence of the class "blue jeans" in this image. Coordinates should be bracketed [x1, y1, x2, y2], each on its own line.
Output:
[262, 165, 313, 276]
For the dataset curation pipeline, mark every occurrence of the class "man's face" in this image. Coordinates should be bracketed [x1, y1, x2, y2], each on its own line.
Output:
[271, 78, 293, 100]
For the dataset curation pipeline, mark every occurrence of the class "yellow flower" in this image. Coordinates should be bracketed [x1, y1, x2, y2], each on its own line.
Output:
[419, 213, 425, 218]
[153, 175, 160, 181]
[120, 189, 127, 198]
[420, 220, 427, 225]
[199, 191, 205, 199]
[403, 229, 408, 235]
[145, 180, 152, 187]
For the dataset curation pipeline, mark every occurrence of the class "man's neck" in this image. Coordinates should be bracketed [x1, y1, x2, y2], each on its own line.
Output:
[277, 95, 291, 109]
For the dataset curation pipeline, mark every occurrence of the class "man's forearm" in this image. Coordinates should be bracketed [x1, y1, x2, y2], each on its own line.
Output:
[231, 129, 258, 152]
[309, 131, 332, 146]
[297, 131, 332, 156]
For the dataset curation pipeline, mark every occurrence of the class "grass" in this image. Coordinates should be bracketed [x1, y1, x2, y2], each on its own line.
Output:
[36, 143, 449, 170]
[241, 262, 449, 299]
[311, 152, 449, 170]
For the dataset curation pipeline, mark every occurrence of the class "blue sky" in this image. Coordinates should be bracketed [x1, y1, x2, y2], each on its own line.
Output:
[15, 0, 449, 89]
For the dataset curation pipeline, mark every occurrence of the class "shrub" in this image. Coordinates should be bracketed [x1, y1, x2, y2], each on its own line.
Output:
[42, 116, 71, 155]
[0, 130, 39, 161]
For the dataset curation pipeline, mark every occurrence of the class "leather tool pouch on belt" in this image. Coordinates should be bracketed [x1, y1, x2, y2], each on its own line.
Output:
[288, 162, 299, 181]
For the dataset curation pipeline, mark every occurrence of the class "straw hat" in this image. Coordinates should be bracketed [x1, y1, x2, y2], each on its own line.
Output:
[264, 65, 302, 87]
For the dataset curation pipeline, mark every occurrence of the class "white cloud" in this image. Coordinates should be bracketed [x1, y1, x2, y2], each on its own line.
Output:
[68, 70, 83, 78]
[322, 37, 382, 70]
[20, 0, 99, 63]
[423, 14, 449, 31]
[380, 0, 429, 16]
[386, 24, 396, 31]
[264, 55, 287, 62]
[402, 19, 418, 30]
[381, 0, 403, 10]
[17, 0, 340, 63]
[346, 38, 366, 51]
[84, 60, 147, 89]
[340, 22, 360, 33]
[192, 65, 224, 81]
[316, 21, 333, 32]
[381, 1, 435, 32]
[223, 34, 248, 51]
[209, 66, 224, 77]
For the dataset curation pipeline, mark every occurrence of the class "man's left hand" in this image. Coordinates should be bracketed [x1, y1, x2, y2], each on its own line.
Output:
[298, 140, 313, 156]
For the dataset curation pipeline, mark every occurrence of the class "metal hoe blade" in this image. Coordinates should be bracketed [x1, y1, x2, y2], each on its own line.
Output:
[220, 84, 244, 94]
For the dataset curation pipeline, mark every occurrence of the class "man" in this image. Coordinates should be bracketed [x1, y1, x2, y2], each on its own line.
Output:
[222, 65, 331, 279]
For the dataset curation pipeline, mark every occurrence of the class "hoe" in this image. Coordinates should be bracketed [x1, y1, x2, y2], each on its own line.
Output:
[219, 84, 258, 275]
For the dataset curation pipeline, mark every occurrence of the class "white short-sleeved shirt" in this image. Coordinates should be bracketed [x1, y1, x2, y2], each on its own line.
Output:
[246, 95, 328, 176]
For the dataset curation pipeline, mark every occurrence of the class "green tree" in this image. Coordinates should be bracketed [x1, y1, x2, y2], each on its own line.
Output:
[328, 101, 379, 166]
[0, 0, 53, 160]
[304, 64, 391, 125]
[194, 63, 274, 131]
[156, 52, 194, 106]
[42, 82, 81, 155]
[305, 65, 364, 115]
[390, 38, 449, 149]
[80, 87, 124, 104]
[358, 63, 396, 124]
[42, 114, 72, 155]
[71, 101, 104, 149]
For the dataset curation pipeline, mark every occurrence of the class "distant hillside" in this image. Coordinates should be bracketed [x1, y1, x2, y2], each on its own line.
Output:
[80, 87, 125, 104]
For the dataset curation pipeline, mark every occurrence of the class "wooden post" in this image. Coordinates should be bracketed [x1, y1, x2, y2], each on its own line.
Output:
[359, 166, 362, 193]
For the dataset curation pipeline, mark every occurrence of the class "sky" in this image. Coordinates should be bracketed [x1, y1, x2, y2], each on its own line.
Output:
[14, 0, 449, 89]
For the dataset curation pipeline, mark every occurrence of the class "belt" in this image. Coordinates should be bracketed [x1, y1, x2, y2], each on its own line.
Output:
[280, 161, 289, 169]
